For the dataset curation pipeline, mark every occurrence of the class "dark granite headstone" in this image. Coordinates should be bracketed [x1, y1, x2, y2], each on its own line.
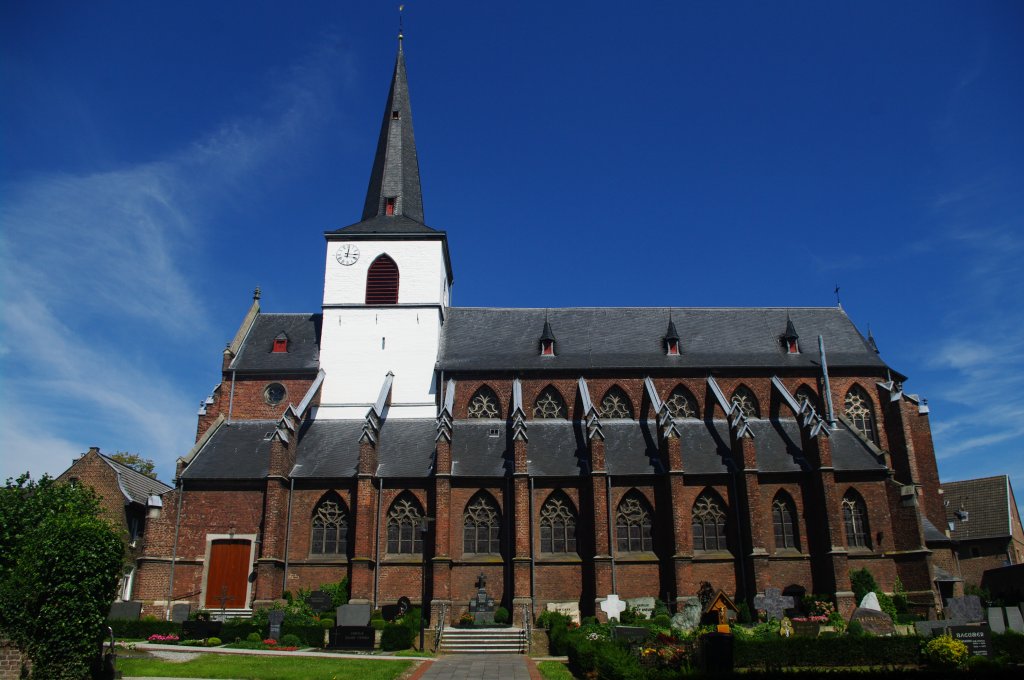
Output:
[950, 626, 992, 656]
[612, 626, 648, 643]
[337, 603, 372, 627]
[170, 603, 191, 623]
[307, 591, 332, 612]
[108, 601, 142, 621]
[850, 607, 895, 636]
[753, 588, 795, 622]
[945, 595, 984, 623]
[468, 572, 496, 624]
[267, 610, 285, 641]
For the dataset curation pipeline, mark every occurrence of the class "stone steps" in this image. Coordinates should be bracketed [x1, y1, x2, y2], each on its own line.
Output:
[438, 626, 527, 654]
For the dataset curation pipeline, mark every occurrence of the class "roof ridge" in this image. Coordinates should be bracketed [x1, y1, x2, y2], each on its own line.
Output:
[448, 306, 851, 312]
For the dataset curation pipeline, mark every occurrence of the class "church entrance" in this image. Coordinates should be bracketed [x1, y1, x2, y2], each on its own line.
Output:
[205, 539, 250, 609]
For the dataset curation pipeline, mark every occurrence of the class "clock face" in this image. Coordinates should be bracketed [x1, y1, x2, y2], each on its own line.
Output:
[335, 244, 360, 266]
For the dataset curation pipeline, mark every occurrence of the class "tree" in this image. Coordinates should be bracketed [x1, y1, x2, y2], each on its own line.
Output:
[108, 451, 156, 479]
[0, 474, 124, 679]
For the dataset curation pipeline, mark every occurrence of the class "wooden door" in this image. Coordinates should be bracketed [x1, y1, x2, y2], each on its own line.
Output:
[205, 539, 250, 609]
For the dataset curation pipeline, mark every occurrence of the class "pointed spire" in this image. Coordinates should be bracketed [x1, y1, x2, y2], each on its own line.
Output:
[540, 315, 556, 356]
[867, 325, 879, 353]
[664, 313, 681, 356]
[782, 314, 799, 340]
[361, 37, 425, 225]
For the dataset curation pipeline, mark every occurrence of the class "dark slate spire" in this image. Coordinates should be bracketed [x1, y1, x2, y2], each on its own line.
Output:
[783, 314, 799, 341]
[540, 319, 556, 343]
[361, 36, 426, 225]
[867, 326, 879, 353]
[664, 318, 680, 343]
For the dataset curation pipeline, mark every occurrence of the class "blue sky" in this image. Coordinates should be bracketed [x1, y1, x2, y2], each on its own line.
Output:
[2, 1, 1022, 511]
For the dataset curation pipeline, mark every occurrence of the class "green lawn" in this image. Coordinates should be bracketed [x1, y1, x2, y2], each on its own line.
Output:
[536, 660, 576, 680]
[118, 654, 413, 680]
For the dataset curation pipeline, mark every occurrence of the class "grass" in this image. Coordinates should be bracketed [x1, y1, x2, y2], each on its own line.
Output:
[118, 654, 413, 680]
[536, 660, 576, 680]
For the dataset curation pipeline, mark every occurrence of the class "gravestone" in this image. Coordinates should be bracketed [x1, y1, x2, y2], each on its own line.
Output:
[332, 603, 374, 649]
[468, 573, 496, 624]
[382, 596, 411, 622]
[545, 601, 581, 625]
[915, 620, 954, 637]
[754, 588, 795, 622]
[627, 597, 656, 620]
[987, 607, 1006, 634]
[949, 626, 992, 657]
[859, 592, 882, 611]
[307, 590, 332, 612]
[945, 595, 984, 623]
[849, 607, 895, 636]
[170, 603, 191, 624]
[671, 597, 701, 632]
[267, 610, 285, 640]
[1006, 606, 1024, 633]
[108, 601, 142, 621]
[612, 626, 648, 643]
[600, 594, 627, 622]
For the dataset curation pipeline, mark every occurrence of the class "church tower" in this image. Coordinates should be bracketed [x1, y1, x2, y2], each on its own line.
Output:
[318, 36, 452, 419]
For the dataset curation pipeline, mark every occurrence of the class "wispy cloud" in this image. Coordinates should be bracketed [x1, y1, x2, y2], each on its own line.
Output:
[0, 37, 352, 481]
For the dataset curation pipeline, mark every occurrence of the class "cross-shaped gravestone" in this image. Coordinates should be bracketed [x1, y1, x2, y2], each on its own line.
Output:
[477, 572, 487, 590]
[753, 588, 794, 622]
[600, 594, 627, 622]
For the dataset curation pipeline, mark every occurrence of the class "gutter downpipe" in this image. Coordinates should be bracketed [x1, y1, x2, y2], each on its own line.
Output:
[373, 477, 384, 609]
[282, 477, 295, 596]
[607, 474, 617, 594]
[166, 478, 185, 621]
[529, 476, 536, 607]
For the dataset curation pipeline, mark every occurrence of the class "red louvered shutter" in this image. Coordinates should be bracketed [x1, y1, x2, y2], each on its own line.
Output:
[365, 255, 399, 304]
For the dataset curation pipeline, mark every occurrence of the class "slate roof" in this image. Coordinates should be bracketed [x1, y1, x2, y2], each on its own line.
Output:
[439, 307, 887, 372]
[749, 419, 807, 473]
[230, 313, 321, 373]
[376, 419, 437, 477]
[527, 421, 588, 477]
[677, 420, 733, 474]
[944, 476, 1014, 541]
[181, 421, 275, 479]
[291, 420, 363, 479]
[603, 421, 662, 475]
[828, 425, 887, 471]
[922, 516, 952, 545]
[451, 421, 509, 477]
[99, 453, 172, 503]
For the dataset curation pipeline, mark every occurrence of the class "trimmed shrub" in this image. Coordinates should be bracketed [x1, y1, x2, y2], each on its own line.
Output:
[246, 632, 261, 643]
[993, 631, 1024, 663]
[320, 577, 349, 609]
[371, 618, 385, 630]
[381, 622, 415, 651]
[594, 641, 643, 680]
[494, 606, 510, 624]
[107, 619, 179, 640]
[846, 620, 866, 636]
[280, 633, 301, 647]
[320, 617, 335, 629]
[652, 614, 672, 628]
[923, 634, 968, 669]
[281, 623, 325, 647]
[849, 568, 878, 605]
[220, 620, 259, 642]
[207, 637, 222, 646]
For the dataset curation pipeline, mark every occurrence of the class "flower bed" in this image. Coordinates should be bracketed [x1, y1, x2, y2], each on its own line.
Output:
[146, 633, 179, 645]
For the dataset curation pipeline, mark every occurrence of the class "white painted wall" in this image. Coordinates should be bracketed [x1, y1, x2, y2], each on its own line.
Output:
[319, 237, 448, 420]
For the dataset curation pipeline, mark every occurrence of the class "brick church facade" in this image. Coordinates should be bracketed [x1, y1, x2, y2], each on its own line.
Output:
[134, 38, 957, 624]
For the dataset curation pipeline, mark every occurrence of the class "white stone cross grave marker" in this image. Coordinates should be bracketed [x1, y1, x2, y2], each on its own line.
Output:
[600, 594, 627, 622]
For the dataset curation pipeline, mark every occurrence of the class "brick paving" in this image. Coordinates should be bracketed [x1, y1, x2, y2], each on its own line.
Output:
[413, 654, 539, 680]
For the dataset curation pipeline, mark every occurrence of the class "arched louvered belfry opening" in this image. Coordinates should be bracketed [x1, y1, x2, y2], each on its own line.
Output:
[365, 254, 399, 304]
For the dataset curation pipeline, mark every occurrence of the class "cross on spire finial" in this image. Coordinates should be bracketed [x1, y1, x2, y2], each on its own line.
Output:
[398, 4, 405, 42]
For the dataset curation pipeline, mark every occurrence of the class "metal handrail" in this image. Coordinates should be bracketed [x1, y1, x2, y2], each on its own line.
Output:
[432, 601, 448, 653]
[521, 603, 532, 654]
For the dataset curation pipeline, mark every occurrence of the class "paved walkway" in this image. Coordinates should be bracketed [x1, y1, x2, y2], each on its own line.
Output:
[412, 654, 539, 680]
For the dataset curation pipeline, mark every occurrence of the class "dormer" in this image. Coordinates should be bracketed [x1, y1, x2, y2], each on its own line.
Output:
[664, 318, 681, 356]
[272, 332, 289, 353]
[540, 319, 556, 357]
[781, 315, 799, 354]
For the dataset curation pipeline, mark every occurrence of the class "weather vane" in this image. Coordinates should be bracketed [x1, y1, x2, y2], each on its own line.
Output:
[399, 4, 405, 39]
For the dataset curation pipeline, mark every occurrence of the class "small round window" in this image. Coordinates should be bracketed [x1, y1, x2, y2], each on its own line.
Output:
[264, 383, 287, 406]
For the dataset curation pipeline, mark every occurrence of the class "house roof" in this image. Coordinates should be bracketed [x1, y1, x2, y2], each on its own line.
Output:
[439, 306, 888, 372]
[229, 313, 321, 373]
[944, 475, 1015, 541]
[99, 453, 171, 503]
[180, 421, 275, 480]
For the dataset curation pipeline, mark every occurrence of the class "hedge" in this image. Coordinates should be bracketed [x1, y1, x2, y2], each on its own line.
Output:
[993, 631, 1024, 663]
[733, 636, 921, 669]
[108, 618, 321, 646]
[107, 619, 179, 640]
[381, 622, 414, 651]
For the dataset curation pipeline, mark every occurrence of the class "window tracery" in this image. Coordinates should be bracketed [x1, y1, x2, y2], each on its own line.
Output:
[731, 386, 760, 418]
[844, 387, 877, 443]
[599, 387, 633, 419]
[463, 494, 500, 554]
[616, 492, 653, 552]
[665, 386, 698, 419]
[692, 493, 728, 552]
[533, 387, 566, 419]
[468, 387, 501, 419]
[842, 492, 870, 549]
[311, 497, 348, 555]
[772, 495, 798, 550]
[795, 386, 819, 412]
[386, 495, 423, 554]
[539, 494, 577, 554]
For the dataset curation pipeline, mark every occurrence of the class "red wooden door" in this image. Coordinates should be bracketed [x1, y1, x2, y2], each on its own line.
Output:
[205, 540, 250, 609]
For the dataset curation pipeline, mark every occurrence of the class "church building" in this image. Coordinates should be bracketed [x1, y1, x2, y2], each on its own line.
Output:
[134, 37, 956, 624]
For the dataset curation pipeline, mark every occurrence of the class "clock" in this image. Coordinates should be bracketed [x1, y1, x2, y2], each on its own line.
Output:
[335, 244, 360, 266]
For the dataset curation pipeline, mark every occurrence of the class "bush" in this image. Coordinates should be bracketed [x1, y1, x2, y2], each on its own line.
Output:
[737, 601, 752, 624]
[594, 641, 643, 680]
[281, 623, 325, 647]
[923, 634, 968, 669]
[849, 568, 879, 605]
[220, 619, 259, 642]
[381, 622, 415, 651]
[207, 636, 222, 646]
[652, 614, 671, 628]
[320, 617, 335, 629]
[733, 636, 920, 669]
[246, 632, 261, 642]
[494, 606, 510, 624]
[371, 618, 385, 630]
[653, 599, 670, 618]
[320, 577, 349, 609]
[107, 618, 179, 640]
[846, 620, 866, 636]
[280, 633, 301, 647]
[993, 631, 1024, 663]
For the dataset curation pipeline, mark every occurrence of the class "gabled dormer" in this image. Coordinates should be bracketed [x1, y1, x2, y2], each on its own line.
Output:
[781, 314, 800, 354]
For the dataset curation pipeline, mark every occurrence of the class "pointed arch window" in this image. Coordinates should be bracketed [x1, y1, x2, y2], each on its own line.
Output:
[692, 493, 728, 552]
[463, 493, 501, 555]
[795, 385, 819, 413]
[386, 494, 423, 554]
[468, 386, 501, 419]
[616, 491, 654, 552]
[539, 492, 578, 554]
[533, 387, 566, 419]
[844, 386, 877, 444]
[731, 386, 760, 418]
[599, 387, 634, 419]
[311, 495, 348, 556]
[842, 491, 870, 549]
[665, 386, 699, 419]
[365, 254, 399, 305]
[772, 494, 798, 551]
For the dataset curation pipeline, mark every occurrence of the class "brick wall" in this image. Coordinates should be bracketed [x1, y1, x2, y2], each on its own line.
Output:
[55, 449, 129, 537]
[0, 637, 29, 680]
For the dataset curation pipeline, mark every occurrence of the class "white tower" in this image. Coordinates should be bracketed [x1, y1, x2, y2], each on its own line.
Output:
[317, 38, 452, 420]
